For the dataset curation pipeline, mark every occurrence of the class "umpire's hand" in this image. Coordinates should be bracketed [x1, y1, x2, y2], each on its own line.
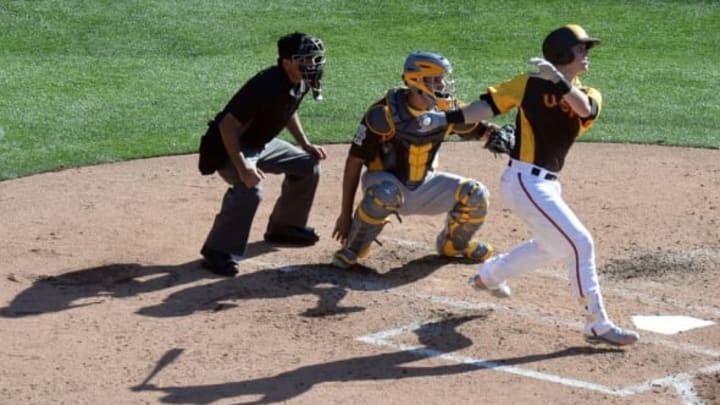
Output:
[239, 166, 264, 188]
[303, 143, 327, 160]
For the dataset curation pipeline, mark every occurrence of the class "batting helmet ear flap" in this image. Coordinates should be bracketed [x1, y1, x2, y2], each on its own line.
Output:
[552, 48, 575, 65]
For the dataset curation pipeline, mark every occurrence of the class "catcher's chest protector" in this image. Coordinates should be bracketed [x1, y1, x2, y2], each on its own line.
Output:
[379, 89, 447, 188]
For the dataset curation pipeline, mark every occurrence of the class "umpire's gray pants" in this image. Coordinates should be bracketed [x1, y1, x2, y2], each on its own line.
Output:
[203, 138, 320, 257]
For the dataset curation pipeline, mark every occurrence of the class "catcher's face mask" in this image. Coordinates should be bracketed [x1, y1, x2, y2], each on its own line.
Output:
[421, 74, 455, 111]
[402, 51, 455, 111]
[292, 35, 326, 100]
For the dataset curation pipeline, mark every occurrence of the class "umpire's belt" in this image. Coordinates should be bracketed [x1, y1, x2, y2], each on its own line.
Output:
[508, 159, 558, 181]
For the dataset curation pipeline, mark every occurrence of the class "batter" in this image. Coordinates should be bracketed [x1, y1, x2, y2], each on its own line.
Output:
[418, 25, 639, 346]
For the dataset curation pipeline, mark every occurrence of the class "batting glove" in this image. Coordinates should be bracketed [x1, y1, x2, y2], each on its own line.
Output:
[528, 57, 566, 83]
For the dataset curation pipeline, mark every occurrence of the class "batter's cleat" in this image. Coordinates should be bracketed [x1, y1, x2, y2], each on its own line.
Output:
[585, 326, 640, 346]
[468, 274, 512, 298]
[332, 248, 358, 269]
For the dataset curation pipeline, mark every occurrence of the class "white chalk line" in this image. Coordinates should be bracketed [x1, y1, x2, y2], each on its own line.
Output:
[532, 267, 720, 319]
[243, 244, 719, 404]
[375, 237, 720, 318]
[410, 292, 720, 358]
[357, 319, 720, 403]
[249, 251, 720, 358]
[670, 378, 705, 405]
[389, 237, 720, 318]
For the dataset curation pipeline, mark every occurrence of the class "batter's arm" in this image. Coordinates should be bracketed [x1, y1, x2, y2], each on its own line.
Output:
[562, 87, 593, 118]
[419, 98, 496, 131]
[528, 57, 595, 118]
[333, 154, 365, 243]
[451, 121, 492, 142]
[457, 98, 496, 124]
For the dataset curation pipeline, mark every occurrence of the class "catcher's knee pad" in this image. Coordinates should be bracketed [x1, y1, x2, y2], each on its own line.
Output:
[454, 179, 489, 213]
[335, 211, 384, 267]
[336, 180, 402, 267]
[360, 180, 403, 219]
[437, 180, 490, 259]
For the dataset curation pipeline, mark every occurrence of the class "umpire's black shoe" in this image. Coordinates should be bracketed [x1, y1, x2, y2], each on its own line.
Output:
[264, 225, 319, 246]
[200, 246, 239, 277]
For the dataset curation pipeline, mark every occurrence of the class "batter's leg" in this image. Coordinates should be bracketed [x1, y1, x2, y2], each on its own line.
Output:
[479, 239, 556, 287]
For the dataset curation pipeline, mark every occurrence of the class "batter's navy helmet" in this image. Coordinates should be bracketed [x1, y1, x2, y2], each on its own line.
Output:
[542, 24, 600, 66]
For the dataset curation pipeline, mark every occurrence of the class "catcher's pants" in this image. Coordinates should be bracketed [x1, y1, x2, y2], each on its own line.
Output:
[362, 170, 469, 216]
[479, 159, 613, 335]
[203, 138, 320, 257]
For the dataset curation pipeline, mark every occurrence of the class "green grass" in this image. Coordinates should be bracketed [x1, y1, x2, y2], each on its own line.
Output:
[1, 0, 718, 180]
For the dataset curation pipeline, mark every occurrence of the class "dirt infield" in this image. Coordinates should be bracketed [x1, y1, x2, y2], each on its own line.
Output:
[1, 142, 719, 405]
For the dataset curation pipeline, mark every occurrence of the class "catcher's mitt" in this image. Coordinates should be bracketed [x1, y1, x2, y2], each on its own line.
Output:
[485, 124, 515, 156]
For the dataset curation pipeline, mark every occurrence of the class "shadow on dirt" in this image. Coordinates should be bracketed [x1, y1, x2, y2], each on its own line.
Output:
[132, 314, 621, 404]
[0, 247, 448, 318]
[137, 253, 448, 318]
[0, 261, 207, 317]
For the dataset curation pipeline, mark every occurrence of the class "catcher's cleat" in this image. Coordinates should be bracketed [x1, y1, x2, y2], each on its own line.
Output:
[464, 241, 494, 263]
[332, 248, 358, 269]
[440, 240, 495, 263]
[468, 274, 512, 298]
[585, 326, 639, 346]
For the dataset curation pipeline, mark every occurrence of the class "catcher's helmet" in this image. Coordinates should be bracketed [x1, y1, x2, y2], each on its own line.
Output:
[542, 24, 600, 66]
[402, 51, 455, 111]
[278, 32, 326, 99]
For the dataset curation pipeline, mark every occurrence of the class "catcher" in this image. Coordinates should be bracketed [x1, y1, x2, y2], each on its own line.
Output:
[331, 51, 514, 269]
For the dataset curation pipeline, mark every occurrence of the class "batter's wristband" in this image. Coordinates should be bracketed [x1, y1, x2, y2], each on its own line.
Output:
[445, 110, 465, 124]
[555, 78, 572, 95]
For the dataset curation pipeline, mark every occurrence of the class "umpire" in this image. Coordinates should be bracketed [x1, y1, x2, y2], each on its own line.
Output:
[197, 32, 328, 277]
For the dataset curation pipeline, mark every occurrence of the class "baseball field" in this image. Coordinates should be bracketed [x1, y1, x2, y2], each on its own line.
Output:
[1, 1, 719, 404]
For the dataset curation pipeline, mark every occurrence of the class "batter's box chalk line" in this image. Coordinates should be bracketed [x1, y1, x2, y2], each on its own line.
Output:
[357, 318, 720, 405]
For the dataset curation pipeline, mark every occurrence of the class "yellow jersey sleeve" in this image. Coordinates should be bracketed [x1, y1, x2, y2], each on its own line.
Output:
[486, 74, 529, 114]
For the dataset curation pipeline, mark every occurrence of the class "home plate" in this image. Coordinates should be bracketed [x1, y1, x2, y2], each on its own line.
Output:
[631, 315, 715, 335]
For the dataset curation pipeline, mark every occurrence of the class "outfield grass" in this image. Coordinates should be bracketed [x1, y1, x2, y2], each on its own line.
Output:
[0, 0, 718, 180]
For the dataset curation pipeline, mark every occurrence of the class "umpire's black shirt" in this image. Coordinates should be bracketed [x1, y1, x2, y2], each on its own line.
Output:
[219, 65, 308, 148]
